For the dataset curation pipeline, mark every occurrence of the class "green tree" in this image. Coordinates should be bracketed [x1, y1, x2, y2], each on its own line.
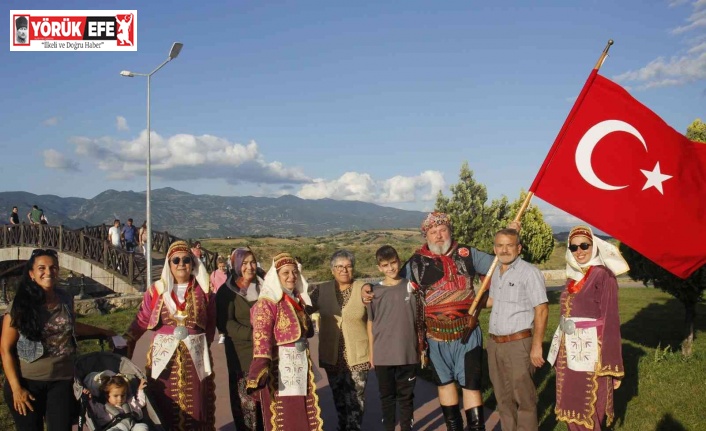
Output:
[500, 190, 555, 264]
[436, 163, 554, 263]
[436, 162, 493, 252]
[620, 118, 706, 356]
[686, 118, 706, 142]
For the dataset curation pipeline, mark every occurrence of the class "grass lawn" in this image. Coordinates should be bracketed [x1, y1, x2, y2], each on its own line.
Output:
[0, 289, 704, 430]
[477, 288, 706, 430]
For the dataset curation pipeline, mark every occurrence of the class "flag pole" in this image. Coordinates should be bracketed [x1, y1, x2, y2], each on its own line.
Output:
[460, 40, 615, 343]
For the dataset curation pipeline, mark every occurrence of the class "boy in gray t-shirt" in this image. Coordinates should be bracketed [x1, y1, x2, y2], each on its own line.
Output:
[366, 245, 419, 431]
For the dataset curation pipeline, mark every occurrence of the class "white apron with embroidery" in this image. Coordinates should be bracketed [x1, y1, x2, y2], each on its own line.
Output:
[151, 333, 212, 381]
[547, 317, 599, 372]
[277, 345, 308, 396]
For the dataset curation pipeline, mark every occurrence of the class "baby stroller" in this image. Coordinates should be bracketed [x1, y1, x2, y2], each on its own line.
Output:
[73, 351, 165, 431]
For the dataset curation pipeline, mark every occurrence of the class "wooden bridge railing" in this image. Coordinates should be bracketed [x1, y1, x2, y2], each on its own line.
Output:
[1, 224, 221, 289]
[79, 225, 220, 272]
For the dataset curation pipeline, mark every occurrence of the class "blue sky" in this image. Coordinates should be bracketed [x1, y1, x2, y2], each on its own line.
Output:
[2, 0, 704, 227]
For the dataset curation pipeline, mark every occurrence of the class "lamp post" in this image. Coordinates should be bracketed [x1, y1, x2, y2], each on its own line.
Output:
[121, 42, 183, 291]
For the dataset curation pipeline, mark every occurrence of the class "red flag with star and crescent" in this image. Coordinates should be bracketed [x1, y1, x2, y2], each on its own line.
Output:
[530, 69, 706, 278]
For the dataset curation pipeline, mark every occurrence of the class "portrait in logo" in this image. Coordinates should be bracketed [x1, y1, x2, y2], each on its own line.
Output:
[15, 16, 29, 44]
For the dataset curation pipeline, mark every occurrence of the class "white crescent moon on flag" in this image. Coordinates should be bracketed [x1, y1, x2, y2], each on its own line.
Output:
[575, 119, 647, 190]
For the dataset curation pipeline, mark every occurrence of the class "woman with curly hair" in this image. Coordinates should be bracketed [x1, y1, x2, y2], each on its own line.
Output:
[0, 249, 116, 431]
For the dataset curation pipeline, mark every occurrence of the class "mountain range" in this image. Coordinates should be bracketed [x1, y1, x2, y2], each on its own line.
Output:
[0, 188, 428, 238]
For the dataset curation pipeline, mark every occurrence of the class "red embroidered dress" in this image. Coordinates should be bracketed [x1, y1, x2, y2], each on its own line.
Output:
[554, 266, 624, 430]
[126, 280, 217, 431]
[246, 294, 323, 431]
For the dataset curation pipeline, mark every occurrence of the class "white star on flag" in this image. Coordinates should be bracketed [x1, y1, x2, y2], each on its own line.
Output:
[640, 162, 672, 195]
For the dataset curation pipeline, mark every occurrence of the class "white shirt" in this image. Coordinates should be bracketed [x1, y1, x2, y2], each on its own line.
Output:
[108, 226, 121, 247]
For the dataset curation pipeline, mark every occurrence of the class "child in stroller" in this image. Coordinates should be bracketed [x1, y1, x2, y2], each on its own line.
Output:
[74, 351, 164, 431]
[82, 371, 148, 431]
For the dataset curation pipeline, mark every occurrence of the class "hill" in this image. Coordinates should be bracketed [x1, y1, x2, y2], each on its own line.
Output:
[0, 188, 426, 238]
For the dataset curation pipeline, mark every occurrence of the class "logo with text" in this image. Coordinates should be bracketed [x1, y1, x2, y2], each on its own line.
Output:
[10, 10, 137, 51]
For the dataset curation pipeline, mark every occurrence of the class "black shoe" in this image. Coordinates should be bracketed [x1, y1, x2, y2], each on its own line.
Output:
[465, 406, 485, 431]
[441, 404, 464, 431]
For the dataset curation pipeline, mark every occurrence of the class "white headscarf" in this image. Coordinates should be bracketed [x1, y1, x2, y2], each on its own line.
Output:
[565, 225, 629, 282]
[154, 241, 211, 315]
[259, 259, 312, 306]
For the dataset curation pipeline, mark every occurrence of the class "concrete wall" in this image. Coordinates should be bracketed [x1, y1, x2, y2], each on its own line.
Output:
[0, 246, 140, 295]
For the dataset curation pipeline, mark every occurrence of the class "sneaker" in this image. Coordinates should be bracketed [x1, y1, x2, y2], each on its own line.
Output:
[218, 334, 226, 344]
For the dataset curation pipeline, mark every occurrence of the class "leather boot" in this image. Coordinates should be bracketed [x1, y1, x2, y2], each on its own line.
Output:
[465, 406, 485, 431]
[441, 404, 464, 431]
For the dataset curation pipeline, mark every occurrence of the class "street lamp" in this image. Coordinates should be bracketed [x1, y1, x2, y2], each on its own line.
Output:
[121, 42, 183, 291]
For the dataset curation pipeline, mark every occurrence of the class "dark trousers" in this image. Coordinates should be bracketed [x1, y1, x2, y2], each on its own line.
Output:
[3, 378, 75, 431]
[374, 364, 417, 431]
[224, 339, 263, 431]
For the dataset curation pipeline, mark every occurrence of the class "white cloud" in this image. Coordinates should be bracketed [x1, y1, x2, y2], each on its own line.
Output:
[42, 117, 59, 126]
[116, 116, 129, 131]
[614, 1, 706, 89]
[613, 53, 706, 88]
[297, 170, 445, 204]
[69, 130, 310, 184]
[537, 205, 586, 230]
[43, 149, 79, 171]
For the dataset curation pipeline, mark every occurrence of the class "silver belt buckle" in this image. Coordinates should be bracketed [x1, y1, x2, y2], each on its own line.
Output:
[561, 316, 576, 335]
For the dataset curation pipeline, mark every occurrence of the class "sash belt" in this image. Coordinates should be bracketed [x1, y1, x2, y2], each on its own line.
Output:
[489, 329, 532, 344]
[426, 315, 472, 342]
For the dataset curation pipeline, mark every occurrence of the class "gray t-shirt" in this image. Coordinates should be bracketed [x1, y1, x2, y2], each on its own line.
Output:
[366, 278, 419, 366]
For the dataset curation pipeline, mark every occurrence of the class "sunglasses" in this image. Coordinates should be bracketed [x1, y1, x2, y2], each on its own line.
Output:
[31, 249, 58, 258]
[170, 256, 193, 265]
[569, 243, 592, 252]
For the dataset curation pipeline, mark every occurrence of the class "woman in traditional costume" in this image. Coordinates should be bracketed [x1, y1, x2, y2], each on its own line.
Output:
[216, 247, 264, 430]
[125, 240, 216, 431]
[547, 226, 627, 431]
[246, 252, 323, 431]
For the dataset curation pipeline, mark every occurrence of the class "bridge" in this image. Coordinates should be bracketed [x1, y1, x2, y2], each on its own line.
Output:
[0, 224, 221, 294]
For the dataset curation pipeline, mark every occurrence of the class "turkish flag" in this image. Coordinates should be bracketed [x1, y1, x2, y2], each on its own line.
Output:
[530, 70, 706, 278]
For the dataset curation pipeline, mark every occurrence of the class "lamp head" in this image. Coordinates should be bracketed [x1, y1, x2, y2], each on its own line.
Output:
[168, 42, 183, 60]
[120, 70, 134, 77]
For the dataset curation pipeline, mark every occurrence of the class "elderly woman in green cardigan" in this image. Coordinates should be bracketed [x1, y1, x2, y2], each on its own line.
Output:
[308, 249, 370, 431]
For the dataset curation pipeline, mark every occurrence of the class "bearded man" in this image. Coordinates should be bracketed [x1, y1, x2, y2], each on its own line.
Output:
[363, 212, 518, 431]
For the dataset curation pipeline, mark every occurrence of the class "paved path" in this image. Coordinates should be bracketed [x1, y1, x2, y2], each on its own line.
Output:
[130, 333, 501, 431]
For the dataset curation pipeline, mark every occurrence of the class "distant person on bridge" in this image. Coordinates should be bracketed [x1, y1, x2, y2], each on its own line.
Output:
[121, 218, 139, 253]
[9, 206, 19, 225]
[216, 248, 264, 431]
[1, 248, 117, 431]
[26, 205, 43, 225]
[548, 226, 627, 431]
[108, 220, 122, 249]
[139, 221, 148, 254]
[124, 240, 216, 430]
[191, 241, 205, 263]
